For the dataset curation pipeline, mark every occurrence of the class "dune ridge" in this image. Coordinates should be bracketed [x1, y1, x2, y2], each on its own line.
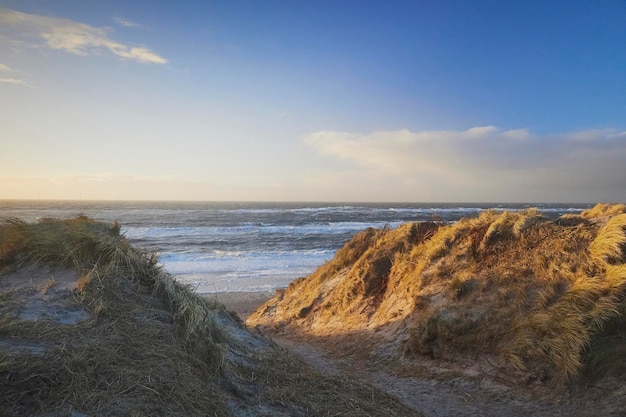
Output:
[249, 204, 626, 386]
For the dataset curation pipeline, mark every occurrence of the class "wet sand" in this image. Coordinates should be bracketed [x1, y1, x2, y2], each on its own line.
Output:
[203, 291, 276, 321]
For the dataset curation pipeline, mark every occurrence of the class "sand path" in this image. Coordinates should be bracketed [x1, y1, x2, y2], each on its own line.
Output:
[222, 291, 626, 416]
[271, 334, 578, 417]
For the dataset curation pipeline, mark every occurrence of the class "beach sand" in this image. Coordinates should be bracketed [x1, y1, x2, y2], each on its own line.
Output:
[203, 291, 275, 321]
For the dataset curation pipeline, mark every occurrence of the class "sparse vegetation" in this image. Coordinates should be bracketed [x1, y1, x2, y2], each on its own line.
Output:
[249, 204, 626, 386]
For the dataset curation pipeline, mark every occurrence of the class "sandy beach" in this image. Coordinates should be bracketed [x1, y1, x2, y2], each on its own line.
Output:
[203, 291, 275, 321]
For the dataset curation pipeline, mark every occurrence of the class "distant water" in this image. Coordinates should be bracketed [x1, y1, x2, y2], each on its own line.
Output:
[0, 201, 592, 293]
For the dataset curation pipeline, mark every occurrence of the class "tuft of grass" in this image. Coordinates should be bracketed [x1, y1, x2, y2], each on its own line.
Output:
[40, 276, 56, 294]
[557, 213, 590, 227]
[581, 203, 626, 219]
[589, 214, 626, 266]
[512, 208, 545, 236]
[480, 210, 519, 248]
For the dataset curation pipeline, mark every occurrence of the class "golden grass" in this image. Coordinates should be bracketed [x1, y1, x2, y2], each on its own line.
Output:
[249, 204, 626, 385]
[581, 203, 626, 218]
[589, 214, 626, 266]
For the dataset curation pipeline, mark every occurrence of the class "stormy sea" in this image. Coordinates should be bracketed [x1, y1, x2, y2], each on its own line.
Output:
[0, 201, 591, 292]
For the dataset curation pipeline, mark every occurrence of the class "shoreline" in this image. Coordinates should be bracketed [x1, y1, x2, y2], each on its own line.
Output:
[201, 290, 276, 321]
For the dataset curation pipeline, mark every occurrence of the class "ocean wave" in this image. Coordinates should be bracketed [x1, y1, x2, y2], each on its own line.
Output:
[122, 221, 406, 241]
[2, 201, 592, 292]
[160, 250, 333, 282]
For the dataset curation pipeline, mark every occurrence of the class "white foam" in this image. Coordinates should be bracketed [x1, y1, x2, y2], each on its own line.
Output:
[175, 273, 300, 293]
[160, 249, 334, 292]
[123, 221, 404, 240]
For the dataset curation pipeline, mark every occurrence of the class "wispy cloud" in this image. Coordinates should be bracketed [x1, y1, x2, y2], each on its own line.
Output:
[0, 78, 35, 87]
[113, 17, 145, 29]
[0, 63, 15, 72]
[0, 8, 167, 64]
[0, 62, 35, 87]
[306, 127, 626, 201]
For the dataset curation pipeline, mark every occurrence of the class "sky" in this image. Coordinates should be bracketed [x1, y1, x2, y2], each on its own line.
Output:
[1, 1, 625, 203]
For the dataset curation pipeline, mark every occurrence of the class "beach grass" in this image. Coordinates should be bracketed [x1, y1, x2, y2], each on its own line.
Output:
[0, 216, 422, 416]
[249, 204, 626, 385]
[0, 216, 229, 415]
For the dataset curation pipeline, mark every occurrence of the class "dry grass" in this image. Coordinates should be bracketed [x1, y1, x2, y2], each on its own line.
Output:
[0, 216, 422, 417]
[581, 203, 626, 219]
[250, 204, 626, 385]
[589, 214, 626, 266]
[0, 216, 229, 416]
[233, 346, 424, 417]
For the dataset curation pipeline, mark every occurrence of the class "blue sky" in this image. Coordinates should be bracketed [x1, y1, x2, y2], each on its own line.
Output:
[1, 1, 625, 202]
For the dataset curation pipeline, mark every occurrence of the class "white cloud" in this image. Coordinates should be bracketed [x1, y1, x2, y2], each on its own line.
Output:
[113, 17, 144, 29]
[0, 62, 34, 86]
[0, 8, 167, 64]
[0, 77, 34, 87]
[0, 63, 15, 72]
[305, 127, 626, 202]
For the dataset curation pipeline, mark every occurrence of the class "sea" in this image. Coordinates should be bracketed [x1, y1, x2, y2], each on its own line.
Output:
[0, 201, 592, 293]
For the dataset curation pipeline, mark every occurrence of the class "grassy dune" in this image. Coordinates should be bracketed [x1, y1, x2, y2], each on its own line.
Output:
[249, 204, 626, 385]
[0, 217, 421, 416]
